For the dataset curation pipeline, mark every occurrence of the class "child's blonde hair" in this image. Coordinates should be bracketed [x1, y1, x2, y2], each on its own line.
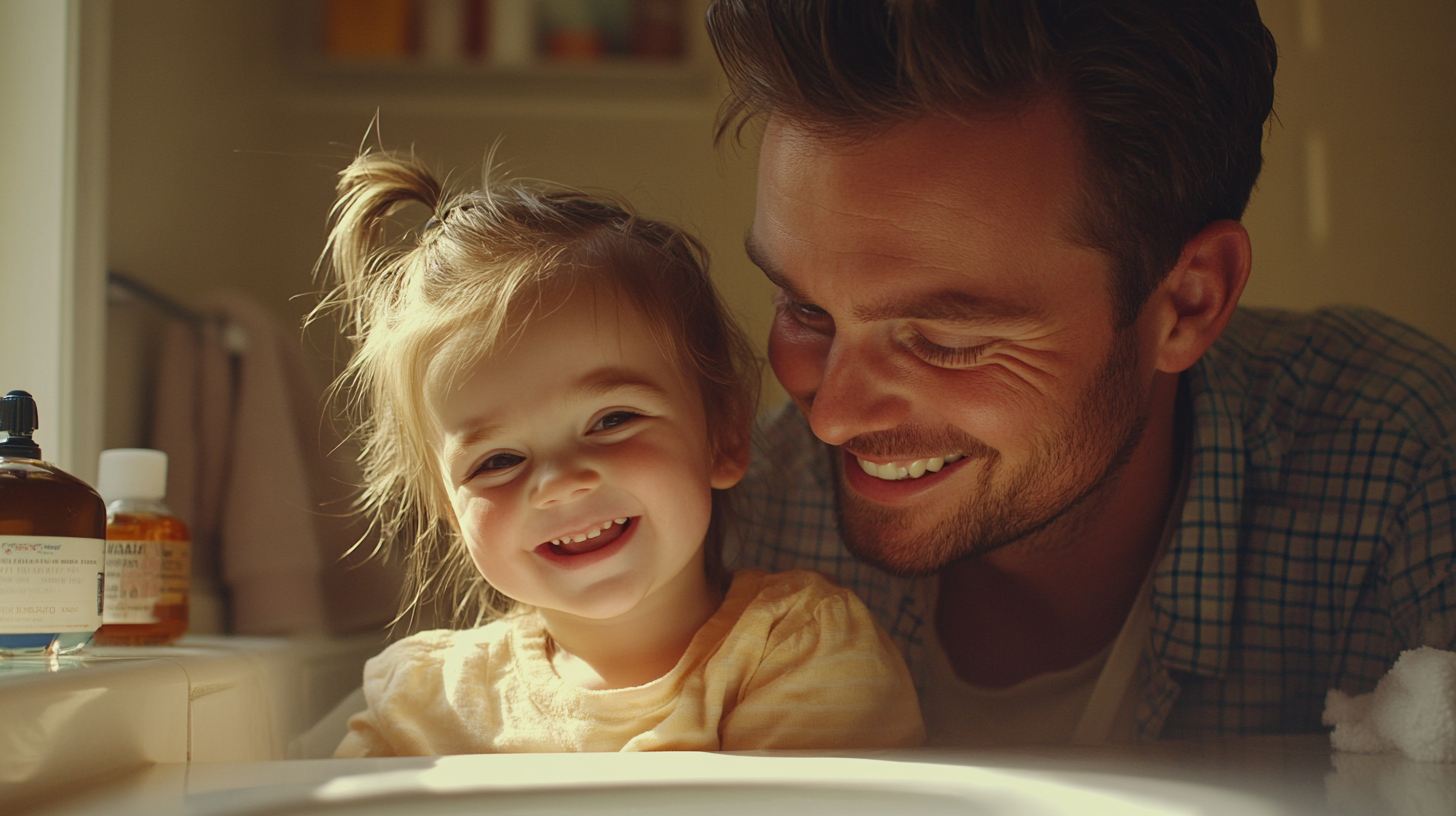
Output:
[317, 150, 759, 627]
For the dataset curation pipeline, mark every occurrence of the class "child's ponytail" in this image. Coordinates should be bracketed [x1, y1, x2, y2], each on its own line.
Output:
[314, 151, 483, 633]
[321, 151, 445, 342]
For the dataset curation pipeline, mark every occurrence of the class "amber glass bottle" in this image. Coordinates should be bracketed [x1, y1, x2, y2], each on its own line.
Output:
[0, 390, 107, 656]
[93, 449, 190, 647]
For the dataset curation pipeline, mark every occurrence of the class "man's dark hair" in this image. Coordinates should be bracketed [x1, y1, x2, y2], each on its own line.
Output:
[707, 0, 1278, 325]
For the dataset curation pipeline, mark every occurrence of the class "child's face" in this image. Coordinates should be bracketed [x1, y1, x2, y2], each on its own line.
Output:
[433, 285, 744, 622]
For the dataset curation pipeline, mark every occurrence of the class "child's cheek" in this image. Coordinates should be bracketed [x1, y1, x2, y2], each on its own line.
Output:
[455, 497, 523, 590]
[611, 430, 715, 483]
[454, 494, 509, 554]
[611, 435, 715, 528]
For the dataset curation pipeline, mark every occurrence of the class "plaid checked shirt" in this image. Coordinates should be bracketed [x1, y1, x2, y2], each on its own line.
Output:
[725, 306, 1456, 739]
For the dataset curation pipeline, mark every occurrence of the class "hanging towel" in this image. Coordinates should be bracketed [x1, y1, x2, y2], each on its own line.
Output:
[150, 292, 399, 637]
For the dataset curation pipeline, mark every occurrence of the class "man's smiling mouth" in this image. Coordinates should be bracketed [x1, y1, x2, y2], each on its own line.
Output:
[854, 454, 964, 481]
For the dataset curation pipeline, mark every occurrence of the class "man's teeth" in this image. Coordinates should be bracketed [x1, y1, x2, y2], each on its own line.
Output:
[551, 518, 629, 546]
[857, 454, 964, 481]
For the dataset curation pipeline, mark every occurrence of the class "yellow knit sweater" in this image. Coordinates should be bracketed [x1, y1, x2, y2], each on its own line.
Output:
[336, 569, 924, 755]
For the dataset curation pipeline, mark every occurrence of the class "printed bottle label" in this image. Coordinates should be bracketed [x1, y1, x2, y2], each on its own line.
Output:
[0, 536, 105, 633]
[102, 539, 189, 624]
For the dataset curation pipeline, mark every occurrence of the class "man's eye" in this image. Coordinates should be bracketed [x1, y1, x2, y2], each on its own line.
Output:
[591, 411, 642, 432]
[479, 453, 525, 472]
[906, 334, 992, 369]
[777, 292, 831, 327]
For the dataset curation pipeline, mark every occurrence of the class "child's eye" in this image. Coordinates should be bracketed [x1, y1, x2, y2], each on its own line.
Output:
[591, 411, 642, 433]
[479, 452, 525, 472]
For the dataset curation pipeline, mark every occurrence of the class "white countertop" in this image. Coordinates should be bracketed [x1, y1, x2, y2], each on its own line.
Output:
[12, 736, 1443, 816]
[0, 634, 382, 809]
[5, 639, 1449, 816]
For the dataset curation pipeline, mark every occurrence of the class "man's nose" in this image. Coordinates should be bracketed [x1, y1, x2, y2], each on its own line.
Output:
[529, 456, 602, 508]
[806, 338, 911, 447]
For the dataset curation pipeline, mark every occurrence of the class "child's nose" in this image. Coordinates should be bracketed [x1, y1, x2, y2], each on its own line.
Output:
[529, 459, 602, 507]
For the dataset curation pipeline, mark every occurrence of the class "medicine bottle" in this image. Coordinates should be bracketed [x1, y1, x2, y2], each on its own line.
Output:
[92, 448, 190, 646]
[0, 390, 107, 656]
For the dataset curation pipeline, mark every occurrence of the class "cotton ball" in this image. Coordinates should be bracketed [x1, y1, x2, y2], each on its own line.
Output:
[1368, 647, 1456, 763]
[1324, 687, 1389, 755]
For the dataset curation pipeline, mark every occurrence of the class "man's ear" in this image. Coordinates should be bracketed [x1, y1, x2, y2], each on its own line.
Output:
[1151, 219, 1251, 374]
[710, 432, 751, 490]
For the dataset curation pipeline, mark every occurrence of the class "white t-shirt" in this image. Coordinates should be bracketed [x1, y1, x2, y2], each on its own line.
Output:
[922, 464, 1188, 748]
[921, 577, 1152, 747]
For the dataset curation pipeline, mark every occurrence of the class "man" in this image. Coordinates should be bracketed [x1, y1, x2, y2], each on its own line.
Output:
[711, 0, 1456, 744]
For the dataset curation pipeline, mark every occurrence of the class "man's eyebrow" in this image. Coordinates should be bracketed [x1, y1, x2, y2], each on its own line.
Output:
[745, 233, 1039, 325]
[853, 291, 1042, 324]
[744, 234, 807, 301]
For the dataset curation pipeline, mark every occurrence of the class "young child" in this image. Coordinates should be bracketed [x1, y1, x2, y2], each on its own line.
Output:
[321, 150, 923, 756]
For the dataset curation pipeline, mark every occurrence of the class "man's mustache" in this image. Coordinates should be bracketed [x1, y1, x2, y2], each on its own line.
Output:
[838, 425, 997, 462]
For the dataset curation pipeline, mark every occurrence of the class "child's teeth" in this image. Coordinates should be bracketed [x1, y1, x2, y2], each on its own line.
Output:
[551, 519, 631, 548]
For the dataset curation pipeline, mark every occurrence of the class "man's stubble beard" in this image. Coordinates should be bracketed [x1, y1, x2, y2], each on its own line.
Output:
[832, 328, 1149, 577]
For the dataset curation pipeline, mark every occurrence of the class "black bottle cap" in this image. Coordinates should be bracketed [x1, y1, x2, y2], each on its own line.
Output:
[0, 390, 43, 459]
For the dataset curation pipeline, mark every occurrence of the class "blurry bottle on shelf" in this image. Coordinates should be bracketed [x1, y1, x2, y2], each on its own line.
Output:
[92, 449, 191, 647]
[325, 0, 416, 61]
[491, 0, 536, 65]
[631, 0, 683, 60]
[596, 0, 632, 55]
[540, 0, 606, 61]
[419, 0, 468, 64]
[464, 0, 489, 60]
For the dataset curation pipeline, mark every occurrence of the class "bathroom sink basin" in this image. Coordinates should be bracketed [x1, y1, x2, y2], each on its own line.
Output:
[21, 749, 1332, 816]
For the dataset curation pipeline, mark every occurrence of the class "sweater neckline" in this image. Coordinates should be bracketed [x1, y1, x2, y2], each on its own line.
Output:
[512, 569, 765, 718]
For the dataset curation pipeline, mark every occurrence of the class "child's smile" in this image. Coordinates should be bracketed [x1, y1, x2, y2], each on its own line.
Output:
[432, 284, 743, 626]
[536, 516, 635, 564]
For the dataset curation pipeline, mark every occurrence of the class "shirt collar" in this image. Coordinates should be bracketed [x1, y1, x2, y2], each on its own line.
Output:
[1151, 341, 1250, 678]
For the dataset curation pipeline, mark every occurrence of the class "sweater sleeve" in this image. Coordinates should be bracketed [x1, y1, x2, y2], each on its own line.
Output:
[331, 630, 455, 758]
[719, 572, 925, 750]
[334, 707, 396, 758]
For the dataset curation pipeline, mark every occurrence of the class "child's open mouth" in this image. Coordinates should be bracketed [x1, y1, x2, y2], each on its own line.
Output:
[539, 517, 634, 558]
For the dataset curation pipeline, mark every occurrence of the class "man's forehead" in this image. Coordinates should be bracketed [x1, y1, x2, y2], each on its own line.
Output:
[753, 103, 1094, 271]
[743, 231, 1047, 326]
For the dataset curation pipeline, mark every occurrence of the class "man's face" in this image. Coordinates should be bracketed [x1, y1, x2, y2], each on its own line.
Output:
[749, 102, 1162, 576]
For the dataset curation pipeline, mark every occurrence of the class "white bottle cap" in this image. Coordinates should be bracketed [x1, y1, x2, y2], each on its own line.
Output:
[96, 448, 168, 503]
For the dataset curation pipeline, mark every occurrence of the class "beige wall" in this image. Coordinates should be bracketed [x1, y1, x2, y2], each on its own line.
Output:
[105, 0, 766, 447]
[1242, 0, 1456, 339]
[106, 0, 1455, 449]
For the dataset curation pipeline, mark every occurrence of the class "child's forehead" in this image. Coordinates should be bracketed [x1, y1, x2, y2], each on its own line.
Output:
[426, 282, 693, 410]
